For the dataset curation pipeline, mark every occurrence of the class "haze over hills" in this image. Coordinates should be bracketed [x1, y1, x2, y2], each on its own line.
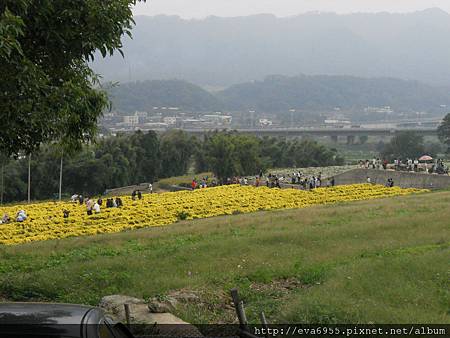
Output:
[109, 75, 450, 114]
[94, 8, 450, 88]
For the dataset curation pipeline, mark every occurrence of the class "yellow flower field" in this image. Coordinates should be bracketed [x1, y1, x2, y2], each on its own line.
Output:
[0, 184, 426, 245]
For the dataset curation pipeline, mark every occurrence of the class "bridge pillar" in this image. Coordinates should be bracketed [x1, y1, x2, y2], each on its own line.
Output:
[330, 135, 338, 143]
[347, 135, 355, 145]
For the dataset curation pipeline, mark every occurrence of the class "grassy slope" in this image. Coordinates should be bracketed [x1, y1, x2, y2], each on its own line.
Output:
[0, 191, 448, 324]
[157, 172, 212, 186]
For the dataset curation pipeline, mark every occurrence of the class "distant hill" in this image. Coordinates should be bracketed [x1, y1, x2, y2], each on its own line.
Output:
[94, 9, 450, 87]
[217, 75, 450, 112]
[108, 79, 222, 113]
[108, 76, 450, 114]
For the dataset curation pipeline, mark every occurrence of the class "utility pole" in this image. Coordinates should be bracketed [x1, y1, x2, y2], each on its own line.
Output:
[59, 153, 63, 202]
[27, 154, 31, 204]
[249, 110, 255, 128]
[289, 109, 296, 127]
[0, 162, 4, 205]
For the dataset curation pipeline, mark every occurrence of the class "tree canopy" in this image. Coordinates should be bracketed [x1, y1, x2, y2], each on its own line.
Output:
[0, 0, 144, 156]
[437, 114, 450, 153]
[0, 131, 345, 203]
[381, 132, 425, 161]
[196, 132, 344, 182]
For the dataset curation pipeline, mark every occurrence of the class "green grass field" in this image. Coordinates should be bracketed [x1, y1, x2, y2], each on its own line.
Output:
[0, 191, 448, 324]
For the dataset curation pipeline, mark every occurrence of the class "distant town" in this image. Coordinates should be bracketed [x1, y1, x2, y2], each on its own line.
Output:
[101, 105, 446, 135]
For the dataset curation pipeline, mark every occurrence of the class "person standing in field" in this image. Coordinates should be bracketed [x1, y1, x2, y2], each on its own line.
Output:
[93, 201, 101, 213]
[86, 198, 93, 215]
[367, 176, 371, 184]
[1, 213, 10, 224]
[386, 178, 394, 187]
[16, 210, 27, 222]
[316, 176, 321, 188]
[275, 177, 281, 188]
[309, 178, 314, 190]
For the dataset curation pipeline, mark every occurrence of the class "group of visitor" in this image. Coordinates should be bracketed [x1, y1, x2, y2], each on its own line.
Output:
[70, 192, 125, 216]
[366, 176, 395, 187]
[393, 158, 420, 172]
[191, 176, 219, 190]
[263, 172, 336, 190]
[289, 172, 325, 188]
[0, 210, 27, 224]
[105, 197, 123, 209]
[266, 174, 282, 188]
[85, 197, 101, 215]
[225, 177, 245, 186]
[359, 159, 388, 170]
[360, 157, 448, 175]
[131, 190, 142, 200]
[398, 158, 448, 174]
[69, 180, 155, 217]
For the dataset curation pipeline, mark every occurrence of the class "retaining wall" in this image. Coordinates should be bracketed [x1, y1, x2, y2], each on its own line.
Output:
[333, 168, 450, 190]
[105, 183, 151, 196]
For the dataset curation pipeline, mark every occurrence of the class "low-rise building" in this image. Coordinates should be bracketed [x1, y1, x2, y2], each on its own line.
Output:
[123, 115, 139, 125]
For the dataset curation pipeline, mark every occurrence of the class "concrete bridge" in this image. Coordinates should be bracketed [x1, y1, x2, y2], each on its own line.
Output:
[183, 127, 437, 143]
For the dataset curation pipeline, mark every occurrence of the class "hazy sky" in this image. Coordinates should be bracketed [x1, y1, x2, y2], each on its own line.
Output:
[133, 0, 450, 18]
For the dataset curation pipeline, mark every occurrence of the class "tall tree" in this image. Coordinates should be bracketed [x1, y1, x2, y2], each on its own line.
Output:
[160, 130, 196, 178]
[204, 133, 237, 182]
[130, 130, 161, 184]
[0, 153, 8, 204]
[381, 132, 425, 161]
[437, 114, 450, 153]
[0, 0, 145, 157]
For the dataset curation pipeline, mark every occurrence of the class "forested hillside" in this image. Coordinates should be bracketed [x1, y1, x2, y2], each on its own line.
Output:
[108, 76, 450, 113]
[108, 80, 223, 112]
[217, 75, 450, 112]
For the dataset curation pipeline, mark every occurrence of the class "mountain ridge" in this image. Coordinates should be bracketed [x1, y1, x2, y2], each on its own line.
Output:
[108, 75, 450, 114]
[94, 9, 450, 87]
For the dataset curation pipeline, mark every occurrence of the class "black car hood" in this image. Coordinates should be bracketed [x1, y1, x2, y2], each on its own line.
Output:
[0, 303, 94, 325]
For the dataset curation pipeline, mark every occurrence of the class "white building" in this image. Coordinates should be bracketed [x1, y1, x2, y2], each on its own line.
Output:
[135, 111, 148, 118]
[163, 117, 177, 125]
[123, 115, 139, 125]
[202, 114, 232, 125]
[259, 119, 273, 127]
